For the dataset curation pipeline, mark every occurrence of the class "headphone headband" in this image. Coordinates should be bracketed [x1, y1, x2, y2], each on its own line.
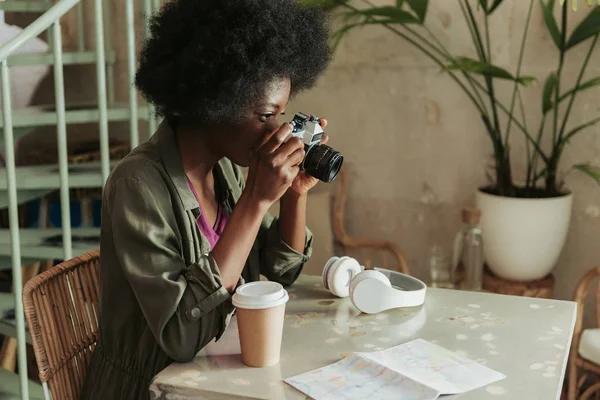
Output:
[322, 257, 427, 314]
[373, 267, 427, 306]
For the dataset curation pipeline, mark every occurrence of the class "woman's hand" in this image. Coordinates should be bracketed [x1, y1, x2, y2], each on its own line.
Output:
[244, 123, 305, 207]
[285, 117, 328, 197]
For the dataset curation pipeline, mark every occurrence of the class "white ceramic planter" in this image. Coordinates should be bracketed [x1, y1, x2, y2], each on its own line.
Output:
[475, 189, 573, 282]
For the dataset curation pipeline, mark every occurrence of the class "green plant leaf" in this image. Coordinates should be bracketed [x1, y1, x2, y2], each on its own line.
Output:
[487, 0, 506, 14]
[519, 76, 537, 86]
[396, 0, 405, 7]
[573, 163, 600, 185]
[542, 73, 557, 114]
[445, 57, 511, 79]
[566, 7, 600, 49]
[331, 17, 421, 51]
[559, 76, 600, 102]
[540, 0, 562, 49]
[405, 0, 428, 22]
[559, 0, 580, 11]
[534, 168, 548, 181]
[562, 116, 600, 143]
[331, 24, 352, 51]
[354, 6, 421, 23]
[479, 0, 489, 11]
[445, 57, 536, 85]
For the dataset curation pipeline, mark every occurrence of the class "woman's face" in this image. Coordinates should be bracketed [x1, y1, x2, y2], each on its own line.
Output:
[217, 77, 291, 167]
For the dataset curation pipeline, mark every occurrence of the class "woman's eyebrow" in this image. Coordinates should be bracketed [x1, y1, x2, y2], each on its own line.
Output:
[258, 103, 281, 109]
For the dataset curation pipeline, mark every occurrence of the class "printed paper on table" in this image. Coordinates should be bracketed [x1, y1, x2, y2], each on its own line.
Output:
[284, 338, 505, 400]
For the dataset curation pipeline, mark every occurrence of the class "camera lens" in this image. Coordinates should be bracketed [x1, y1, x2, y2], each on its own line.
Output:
[303, 144, 344, 183]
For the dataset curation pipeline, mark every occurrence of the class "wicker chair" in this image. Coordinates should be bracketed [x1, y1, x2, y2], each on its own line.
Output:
[22, 249, 100, 400]
[567, 265, 600, 400]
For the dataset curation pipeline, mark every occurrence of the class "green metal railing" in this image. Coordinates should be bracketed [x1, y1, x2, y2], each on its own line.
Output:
[0, 0, 157, 398]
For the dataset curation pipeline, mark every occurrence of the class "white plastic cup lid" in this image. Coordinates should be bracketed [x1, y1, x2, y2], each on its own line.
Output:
[232, 281, 289, 310]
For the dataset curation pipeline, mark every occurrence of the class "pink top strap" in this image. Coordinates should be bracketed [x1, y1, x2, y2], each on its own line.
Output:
[186, 176, 229, 251]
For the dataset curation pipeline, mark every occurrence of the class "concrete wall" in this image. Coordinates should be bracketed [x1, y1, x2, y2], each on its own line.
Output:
[287, 0, 600, 306]
[8, 1, 600, 307]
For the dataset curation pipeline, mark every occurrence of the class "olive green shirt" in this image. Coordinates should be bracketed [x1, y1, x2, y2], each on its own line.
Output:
[80, 120, 312, 400]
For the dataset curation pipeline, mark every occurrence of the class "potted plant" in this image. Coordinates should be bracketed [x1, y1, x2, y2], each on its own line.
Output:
[304, 0, 600, 281]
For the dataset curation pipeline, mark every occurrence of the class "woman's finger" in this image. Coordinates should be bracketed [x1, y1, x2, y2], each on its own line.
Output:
[271, 136, 304, 165]
[319, 133, 329, 146]
[288, 165, 301, 181]
[319, 117, 328, 129]
[287, 147, 306, 167]
[258, 123, 293, 154]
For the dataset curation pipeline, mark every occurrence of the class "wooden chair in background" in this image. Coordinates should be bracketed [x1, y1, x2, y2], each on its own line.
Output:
[264, 165, 411, 276]
[568, 265, 600, 400]
[332, 166, 411, 275]
[22, 249, 100, 400]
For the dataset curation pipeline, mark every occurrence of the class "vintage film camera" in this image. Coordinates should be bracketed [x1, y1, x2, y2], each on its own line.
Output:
[288, 112, 343, 183]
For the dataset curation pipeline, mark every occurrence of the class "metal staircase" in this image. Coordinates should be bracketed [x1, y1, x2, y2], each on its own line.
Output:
[0, 0, 159, 398]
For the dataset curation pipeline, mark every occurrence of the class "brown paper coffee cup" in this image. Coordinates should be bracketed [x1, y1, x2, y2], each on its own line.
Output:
[232, 281, 289, 367]
[236, 303, 286, 367]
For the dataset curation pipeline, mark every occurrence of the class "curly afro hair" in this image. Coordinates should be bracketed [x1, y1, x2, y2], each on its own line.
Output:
[134, 0, 333, 126]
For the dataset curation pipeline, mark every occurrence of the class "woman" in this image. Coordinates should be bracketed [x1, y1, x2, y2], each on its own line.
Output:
[80, 0, 332, 399]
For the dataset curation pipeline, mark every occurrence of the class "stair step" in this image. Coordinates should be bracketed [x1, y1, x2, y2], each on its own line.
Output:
[0, 227, 101, 342]
[0, 292, 14, 320]
[0, 0, 53, 12]
[0, 103, 150, 129]
[0, 161, 121, 208]
[0, 367, 44, 400]
[0, 293, 25, 344]
[11, 126, 38, 142]
[0, 227, 100, 269]
[0, 161, 116, 190]
[0, 295, 38, 395]
[7, 50, 116, 67]
[0, 227, 99, 347]
[0, 317, 32, 345]
[0, 189, 56, 209]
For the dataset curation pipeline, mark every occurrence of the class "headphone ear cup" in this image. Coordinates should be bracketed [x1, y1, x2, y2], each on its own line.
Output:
[349, 270, 392, 313]
[327, 256, 348, 293]
[327, 257, 362, 298]
[322, 257, 340, 290]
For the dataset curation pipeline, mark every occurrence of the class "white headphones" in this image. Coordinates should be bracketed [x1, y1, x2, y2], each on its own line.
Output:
[322, 256, 427, 314]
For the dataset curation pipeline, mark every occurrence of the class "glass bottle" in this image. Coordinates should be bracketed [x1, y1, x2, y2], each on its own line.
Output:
[452, 208, 484, 291]
[428, 244, 453, 288]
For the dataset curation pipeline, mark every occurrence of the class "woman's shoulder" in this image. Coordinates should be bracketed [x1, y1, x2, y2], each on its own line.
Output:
[106, 141, 165, 189]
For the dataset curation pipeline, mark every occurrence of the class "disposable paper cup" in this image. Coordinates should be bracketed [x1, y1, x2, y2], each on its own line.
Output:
[232, 281, 289, 367]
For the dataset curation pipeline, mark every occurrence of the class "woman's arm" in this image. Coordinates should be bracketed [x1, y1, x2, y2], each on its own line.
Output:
[233, 164, 313, 286]
[275, 117, 329, 255]
[211, 191, 270, 292]
[109, 133, 304, 362]
[214, 123, 306, 289]
[277, 191, 307, 253]
[109, 176, 240, 362]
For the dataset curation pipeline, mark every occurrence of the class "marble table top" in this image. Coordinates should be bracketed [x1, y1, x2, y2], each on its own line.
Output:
[149, 275, 576, 400]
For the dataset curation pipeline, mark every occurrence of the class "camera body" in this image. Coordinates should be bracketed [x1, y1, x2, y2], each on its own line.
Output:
[287, 112, 343, 183]
[289, 112, 325, 148]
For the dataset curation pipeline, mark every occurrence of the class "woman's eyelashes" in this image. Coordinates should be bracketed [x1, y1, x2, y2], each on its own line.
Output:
[259, 111, 285, 122]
